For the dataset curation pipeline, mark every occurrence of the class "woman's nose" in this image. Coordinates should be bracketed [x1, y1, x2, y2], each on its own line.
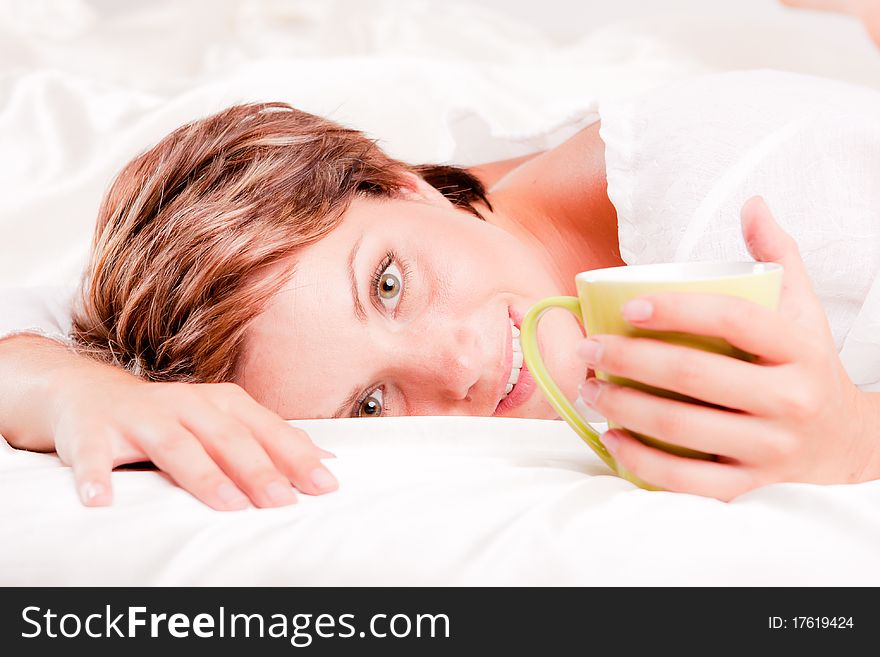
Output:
[403, 324, 483, 401]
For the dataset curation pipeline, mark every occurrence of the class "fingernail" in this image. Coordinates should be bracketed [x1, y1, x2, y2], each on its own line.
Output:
[574, 390, 606, 422]
[580, 378, 601, 406]
[265, 481, 297, 506]
[217, 483, 250, 509]
[600, 430, 620, 453]
[577, 338, 602, 365]
[317, 448, 337, 459]
[623, 299, 653, 322]
[310, 467, 338, 493]
[80, 482, 105, 505]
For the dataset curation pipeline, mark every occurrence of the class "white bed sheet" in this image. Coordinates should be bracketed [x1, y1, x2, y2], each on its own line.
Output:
[3, 416, 880, 586]
[4, 0, 880, 586]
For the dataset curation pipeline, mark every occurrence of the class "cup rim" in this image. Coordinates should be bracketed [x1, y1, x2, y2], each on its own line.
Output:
[576, 260, 783, 284]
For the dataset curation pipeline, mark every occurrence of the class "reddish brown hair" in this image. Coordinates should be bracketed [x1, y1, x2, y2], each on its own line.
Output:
[70, 102, 491, 382]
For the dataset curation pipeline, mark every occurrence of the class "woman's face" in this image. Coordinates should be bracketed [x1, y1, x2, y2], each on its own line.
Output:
[235, 174, 587, 420]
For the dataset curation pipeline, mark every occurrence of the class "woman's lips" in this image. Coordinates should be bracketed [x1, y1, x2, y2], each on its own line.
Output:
[494, 361, 536, 416]
[493, 308, 513, 409]
[493, 307, 537, 416]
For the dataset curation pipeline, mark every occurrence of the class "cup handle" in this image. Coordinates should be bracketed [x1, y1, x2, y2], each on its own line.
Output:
[520, 296, 618, 474]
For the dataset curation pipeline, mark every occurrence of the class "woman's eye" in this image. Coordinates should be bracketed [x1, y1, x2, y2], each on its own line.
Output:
[357, 387, 383, 418]
[376, 262, 403, 311]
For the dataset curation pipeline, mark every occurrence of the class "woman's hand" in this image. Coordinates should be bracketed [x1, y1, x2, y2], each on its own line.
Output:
[48, 365, 337, 510]
[576, 196, 880, 500]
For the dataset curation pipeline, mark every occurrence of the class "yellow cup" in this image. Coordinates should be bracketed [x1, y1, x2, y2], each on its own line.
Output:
[519, 261, 783, 490]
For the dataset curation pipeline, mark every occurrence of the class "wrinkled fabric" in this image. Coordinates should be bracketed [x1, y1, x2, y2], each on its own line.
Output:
[0, 285, 74, 343]
[3, 416, 880, 586]
[0, 0, 713, 289]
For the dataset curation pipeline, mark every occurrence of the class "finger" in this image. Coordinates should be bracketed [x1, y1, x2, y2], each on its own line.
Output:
[600, 429, 760, 501]
[67, 428, 114, 507]
[210, 386, 338, 495]
[177, 397, 300, 507]
[578, 334, 787, 417]
[581, 377, 779, 462]
[741, 196, 814, 306]
[247, 411, 339, 496]
[741, 196, 834, 343]
[619, 291, 810, 364]
[136, 425, 251, 511]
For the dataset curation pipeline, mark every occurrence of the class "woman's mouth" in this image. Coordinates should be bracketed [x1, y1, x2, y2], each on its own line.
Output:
[493, 309, 537, 416]
[502, 317, 522, 398]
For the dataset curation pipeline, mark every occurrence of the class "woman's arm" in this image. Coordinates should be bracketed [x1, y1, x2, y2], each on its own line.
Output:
[0, 333, 337, 509]
[0, 334, 86, 452]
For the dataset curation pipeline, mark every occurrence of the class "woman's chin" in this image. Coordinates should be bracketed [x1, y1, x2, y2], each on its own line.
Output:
[508, 397, 562, 420]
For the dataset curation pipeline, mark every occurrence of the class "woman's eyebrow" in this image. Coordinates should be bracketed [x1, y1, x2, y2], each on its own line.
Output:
[348, 233, 368, 323]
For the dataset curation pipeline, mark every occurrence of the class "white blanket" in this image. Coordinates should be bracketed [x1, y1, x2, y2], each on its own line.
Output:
[3, 416, 880, 586]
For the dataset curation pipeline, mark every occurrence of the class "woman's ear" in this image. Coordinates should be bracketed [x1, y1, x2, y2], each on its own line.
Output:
[396, 171, 452, 206]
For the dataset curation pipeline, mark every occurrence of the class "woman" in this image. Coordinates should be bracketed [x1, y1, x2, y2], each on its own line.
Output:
[2, 69, 880, 508]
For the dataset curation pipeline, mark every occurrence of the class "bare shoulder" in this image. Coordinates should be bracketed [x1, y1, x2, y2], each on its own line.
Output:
[488, 121, 618, 249]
